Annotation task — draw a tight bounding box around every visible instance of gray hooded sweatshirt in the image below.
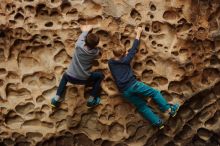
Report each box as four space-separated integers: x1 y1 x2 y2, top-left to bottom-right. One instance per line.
66 31 99 80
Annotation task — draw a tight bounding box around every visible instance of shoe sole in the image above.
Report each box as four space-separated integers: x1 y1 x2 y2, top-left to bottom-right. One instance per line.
159 125 164 129
87 103 100 108
50 104 56 108
172 106 180 117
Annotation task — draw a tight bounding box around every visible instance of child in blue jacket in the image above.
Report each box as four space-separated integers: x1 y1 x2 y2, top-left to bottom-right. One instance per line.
108 27 179 129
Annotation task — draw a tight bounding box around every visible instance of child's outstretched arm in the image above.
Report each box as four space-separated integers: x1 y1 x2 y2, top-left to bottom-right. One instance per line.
75 25 94 47
121 27 143 63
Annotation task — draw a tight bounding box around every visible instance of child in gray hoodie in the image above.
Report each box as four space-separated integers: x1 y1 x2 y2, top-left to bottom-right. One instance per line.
51 25 104 107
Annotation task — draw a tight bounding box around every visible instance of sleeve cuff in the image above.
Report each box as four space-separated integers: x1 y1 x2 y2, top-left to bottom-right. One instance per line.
134 39 140 45
81 31 89 37
134 38 140 42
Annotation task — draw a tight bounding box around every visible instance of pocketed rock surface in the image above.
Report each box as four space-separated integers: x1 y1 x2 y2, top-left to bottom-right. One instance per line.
0 0 220 146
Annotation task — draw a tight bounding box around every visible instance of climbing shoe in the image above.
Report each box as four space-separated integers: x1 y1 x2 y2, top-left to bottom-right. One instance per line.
169 103 180 117
87 96 100 107
157 119 164 129
51 97 62 108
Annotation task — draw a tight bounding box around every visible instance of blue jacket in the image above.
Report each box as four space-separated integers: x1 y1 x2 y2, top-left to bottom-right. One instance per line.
108 39 140 91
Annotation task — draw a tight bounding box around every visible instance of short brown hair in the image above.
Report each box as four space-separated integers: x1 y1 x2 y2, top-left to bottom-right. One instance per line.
85 33 99 49
113 45 126 57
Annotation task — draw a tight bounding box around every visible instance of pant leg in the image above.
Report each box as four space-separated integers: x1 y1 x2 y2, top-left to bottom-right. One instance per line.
56 73 69 97
66 74 88 85
88 72 104 97
133 81 170 112
123 90 162 126
56 72 89 97
60 72 104 98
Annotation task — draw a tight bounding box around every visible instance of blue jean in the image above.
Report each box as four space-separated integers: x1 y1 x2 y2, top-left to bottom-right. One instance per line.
123 81 170 126
56 72 104 98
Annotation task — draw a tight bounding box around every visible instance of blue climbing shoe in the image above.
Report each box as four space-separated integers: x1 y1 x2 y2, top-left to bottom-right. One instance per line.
87 96 100 107
169 103 180 117
51 97 61 108
156 119 164 129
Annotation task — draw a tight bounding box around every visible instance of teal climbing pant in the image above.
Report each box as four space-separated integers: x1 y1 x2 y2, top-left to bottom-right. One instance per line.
123 81 170 126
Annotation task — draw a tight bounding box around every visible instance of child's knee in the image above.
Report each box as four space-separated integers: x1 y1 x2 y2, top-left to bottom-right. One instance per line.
98 72 105 80
91 72 104 80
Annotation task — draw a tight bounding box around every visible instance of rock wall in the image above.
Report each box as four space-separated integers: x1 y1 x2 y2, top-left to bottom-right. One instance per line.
0 0 220 146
